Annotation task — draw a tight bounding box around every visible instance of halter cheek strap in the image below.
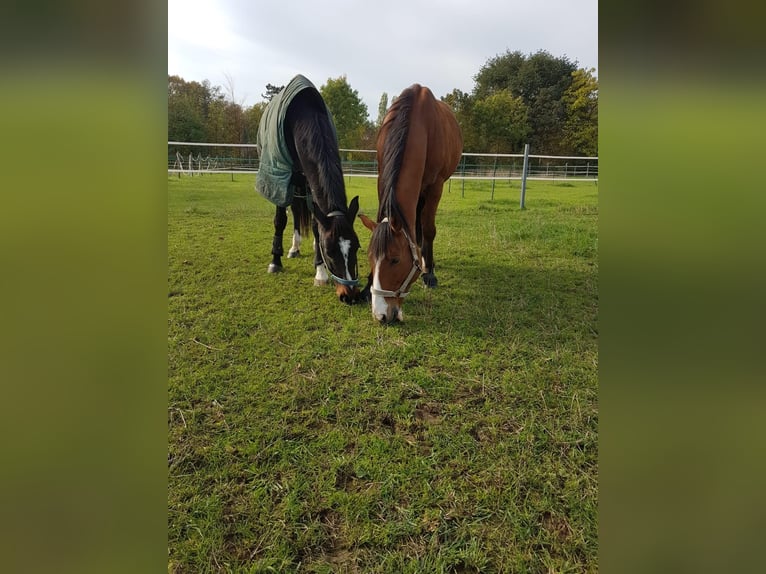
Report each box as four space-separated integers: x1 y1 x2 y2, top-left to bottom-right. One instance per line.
317 210 361 287
370 218 422 299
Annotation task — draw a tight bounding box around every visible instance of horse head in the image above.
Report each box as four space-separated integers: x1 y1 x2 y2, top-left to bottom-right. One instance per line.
313 196 362 304
359 213 422 324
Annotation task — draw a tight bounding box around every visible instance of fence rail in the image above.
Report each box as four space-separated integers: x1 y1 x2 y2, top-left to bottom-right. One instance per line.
167 142 598 183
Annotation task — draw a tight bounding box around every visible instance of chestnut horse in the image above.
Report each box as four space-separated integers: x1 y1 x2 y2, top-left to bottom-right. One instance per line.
359 84 462 323
257 75 361 303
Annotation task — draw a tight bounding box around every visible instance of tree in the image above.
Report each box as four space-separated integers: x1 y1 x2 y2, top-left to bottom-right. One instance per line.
472 50 577 153
442 89 480 152
262 83 284 101
319 76 370 149
472 90 529 153
168 75 216 143
561 68 598 156
376 92 388 128
473 51 526 99
243 102 267 144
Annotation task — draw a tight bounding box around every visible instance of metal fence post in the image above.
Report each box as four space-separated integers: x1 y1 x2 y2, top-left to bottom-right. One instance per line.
461 155 466 198
520 144 530 209
491 154 498 200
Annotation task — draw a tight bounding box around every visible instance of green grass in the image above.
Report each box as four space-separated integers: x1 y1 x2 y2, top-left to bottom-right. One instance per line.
168 174 598 573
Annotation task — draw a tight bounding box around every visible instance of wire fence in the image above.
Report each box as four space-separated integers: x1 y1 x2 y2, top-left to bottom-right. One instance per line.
167 142 598 183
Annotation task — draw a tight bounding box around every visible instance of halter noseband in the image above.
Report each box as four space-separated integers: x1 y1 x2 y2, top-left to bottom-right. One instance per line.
370 217 422 299
318 210 360 287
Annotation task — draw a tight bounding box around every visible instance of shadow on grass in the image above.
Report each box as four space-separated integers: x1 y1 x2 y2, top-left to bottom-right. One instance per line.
402 258 597 343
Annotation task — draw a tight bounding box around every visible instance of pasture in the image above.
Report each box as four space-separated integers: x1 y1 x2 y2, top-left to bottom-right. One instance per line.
168 174 598 573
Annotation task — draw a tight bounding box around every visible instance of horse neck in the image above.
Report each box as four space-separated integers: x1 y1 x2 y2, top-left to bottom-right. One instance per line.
289 103 348 214
304 155 346 214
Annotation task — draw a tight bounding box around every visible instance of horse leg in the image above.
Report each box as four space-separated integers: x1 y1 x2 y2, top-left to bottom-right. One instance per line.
420 183 444 288
287 201 302 258
311 217 329 286
268 206 288 273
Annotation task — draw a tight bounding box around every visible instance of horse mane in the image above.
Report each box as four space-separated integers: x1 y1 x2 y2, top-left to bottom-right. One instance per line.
369 86 416 259
289 89 348 214
377 86 416 227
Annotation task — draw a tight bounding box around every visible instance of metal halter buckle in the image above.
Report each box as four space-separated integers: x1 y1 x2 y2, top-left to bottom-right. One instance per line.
370 218 421 299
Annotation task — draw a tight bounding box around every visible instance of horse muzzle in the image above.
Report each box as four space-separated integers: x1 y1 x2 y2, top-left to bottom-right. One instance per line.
336 283 361 305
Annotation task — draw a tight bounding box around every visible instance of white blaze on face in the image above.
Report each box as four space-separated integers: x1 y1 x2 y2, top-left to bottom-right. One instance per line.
338 236 352 280
371 259 388 320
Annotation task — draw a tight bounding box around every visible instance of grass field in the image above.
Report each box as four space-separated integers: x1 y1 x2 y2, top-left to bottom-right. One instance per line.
168 174 598 573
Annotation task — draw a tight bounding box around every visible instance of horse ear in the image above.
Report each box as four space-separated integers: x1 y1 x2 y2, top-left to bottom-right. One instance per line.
313 201 331 228
348 196 359 221
358 213 377 232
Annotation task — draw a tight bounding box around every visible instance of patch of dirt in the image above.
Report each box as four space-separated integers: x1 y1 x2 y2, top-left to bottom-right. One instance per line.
541 511 573 542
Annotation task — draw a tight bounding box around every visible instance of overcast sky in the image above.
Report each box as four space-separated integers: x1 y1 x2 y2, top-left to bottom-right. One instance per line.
168 0 597 119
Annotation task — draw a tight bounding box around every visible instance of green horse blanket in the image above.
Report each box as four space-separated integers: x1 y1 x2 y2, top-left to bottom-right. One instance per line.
256 74 337 207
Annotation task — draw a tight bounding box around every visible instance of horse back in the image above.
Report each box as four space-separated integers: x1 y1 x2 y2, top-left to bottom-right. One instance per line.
412 86 463 185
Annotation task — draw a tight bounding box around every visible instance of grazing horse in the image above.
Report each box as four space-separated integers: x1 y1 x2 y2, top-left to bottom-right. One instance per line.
359 84 462 323
256 74 361 303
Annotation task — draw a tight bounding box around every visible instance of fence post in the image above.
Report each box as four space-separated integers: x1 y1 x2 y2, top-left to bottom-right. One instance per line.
491 154 498 200
461 155 466 198
520 144 529 209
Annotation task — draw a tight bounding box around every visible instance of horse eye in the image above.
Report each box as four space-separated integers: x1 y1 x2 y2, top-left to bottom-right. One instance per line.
390 257 400 265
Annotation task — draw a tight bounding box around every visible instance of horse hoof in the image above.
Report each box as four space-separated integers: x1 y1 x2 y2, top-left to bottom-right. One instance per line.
313 279 328 286
287 250 300 258
422 273 438 288
268 264 283 273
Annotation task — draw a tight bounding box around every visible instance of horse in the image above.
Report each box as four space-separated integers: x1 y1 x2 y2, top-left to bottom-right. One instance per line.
358 84 463 323
256 74 362 304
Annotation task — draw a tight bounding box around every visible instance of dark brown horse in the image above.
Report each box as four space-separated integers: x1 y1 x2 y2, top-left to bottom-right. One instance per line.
359 84 462 323
257 75 361 303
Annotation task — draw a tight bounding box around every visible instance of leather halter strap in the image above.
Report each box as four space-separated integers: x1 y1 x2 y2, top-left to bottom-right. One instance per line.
318 210 360 287
370 217 421 299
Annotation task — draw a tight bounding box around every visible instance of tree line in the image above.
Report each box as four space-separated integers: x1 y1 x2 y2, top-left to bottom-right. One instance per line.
168 50 597 158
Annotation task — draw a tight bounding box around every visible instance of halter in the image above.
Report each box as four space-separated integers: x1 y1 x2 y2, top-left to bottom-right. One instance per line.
370 217 422 299
318 210 360 287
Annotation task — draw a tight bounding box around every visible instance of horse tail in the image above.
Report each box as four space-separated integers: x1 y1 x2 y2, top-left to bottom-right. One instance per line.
292 195 311 238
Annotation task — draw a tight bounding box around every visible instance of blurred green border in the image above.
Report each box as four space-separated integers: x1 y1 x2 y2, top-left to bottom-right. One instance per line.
3 1 765 571
600 2 766 571
0 2 168 573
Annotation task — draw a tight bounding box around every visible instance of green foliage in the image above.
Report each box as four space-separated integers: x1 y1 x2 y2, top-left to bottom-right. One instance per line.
376 92 389 128
262 83 284 101
167 48 597 156
168 174 598 572
561 69 599 156
320 75 372 149
449 50 595 155
167 74 247 150
472 90 529 153
242 101 267 144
